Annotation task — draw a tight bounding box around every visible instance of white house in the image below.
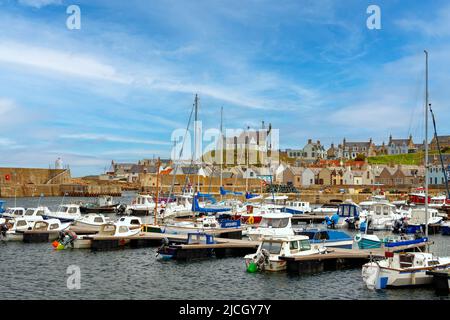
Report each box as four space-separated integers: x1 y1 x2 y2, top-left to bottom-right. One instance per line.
301 168 316 187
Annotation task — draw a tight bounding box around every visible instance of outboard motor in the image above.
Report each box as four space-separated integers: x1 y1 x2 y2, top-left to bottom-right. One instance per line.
0 223 8 238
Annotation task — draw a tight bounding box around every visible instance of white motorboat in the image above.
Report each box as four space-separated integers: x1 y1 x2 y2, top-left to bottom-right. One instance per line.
0 217 44 241
97 216 142 237
72 214 111 230
162 216 230 234
283 201 311 214
23 207 52 222
44 204 82 223
362 202 400 231
312 203 339 215
119 194 156 216
403 208 443 234
362 252 450 289
246 212 294 241
2 207 26 219
244 235 326 272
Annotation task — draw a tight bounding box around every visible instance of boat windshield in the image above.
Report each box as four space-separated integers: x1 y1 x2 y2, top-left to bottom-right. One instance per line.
25 209 35 216
259 218 289 228
299 240 311 251
261 241 282 254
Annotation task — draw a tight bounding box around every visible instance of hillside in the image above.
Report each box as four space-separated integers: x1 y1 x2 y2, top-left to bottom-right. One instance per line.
368 151 449 166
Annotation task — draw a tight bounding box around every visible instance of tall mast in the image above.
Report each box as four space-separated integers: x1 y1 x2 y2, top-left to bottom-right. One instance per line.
220 106 223 199
154 157 161 226
194 94 200 193
424 50 429 244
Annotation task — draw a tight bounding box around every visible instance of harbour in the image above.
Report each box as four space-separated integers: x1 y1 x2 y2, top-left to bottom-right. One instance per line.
1 193 450 300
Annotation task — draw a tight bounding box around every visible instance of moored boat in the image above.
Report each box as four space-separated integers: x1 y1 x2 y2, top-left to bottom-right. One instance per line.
246 212 294 241
294 228 353 249
244 235 326 272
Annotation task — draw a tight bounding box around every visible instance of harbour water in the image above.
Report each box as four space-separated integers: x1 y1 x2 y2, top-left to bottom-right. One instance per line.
1 193 449 300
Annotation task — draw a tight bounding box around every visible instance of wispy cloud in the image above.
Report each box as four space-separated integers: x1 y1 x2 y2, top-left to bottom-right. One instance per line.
0 41 132 84
60 133 172 146
17 0 62 8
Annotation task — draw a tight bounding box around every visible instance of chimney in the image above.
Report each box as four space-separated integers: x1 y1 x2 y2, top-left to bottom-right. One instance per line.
308 139 312 144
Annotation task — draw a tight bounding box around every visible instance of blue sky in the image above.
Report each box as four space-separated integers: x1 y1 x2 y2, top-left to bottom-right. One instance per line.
0 0 449 176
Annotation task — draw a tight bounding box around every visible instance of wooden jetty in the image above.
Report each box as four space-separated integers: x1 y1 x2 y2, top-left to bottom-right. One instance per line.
280 241 433 274
78 230 258 256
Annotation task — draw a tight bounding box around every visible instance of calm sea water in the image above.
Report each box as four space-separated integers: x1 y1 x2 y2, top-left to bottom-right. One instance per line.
1 192 449 300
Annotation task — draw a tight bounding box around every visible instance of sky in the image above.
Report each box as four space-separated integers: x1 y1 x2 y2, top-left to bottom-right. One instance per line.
0 0 449 176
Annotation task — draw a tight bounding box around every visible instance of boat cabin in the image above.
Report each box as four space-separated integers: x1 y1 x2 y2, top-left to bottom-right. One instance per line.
117 216 142 226
3 207 26 218
409 208 439 225
337 202 361 218
259 235 314 257
370 203 396 218
259 213 292 229
33 219 64 231
187 233 215 245
56 204 81 215
24 207 51 219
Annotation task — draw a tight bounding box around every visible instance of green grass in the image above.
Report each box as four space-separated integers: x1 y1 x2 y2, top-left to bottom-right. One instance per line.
368 151 449 165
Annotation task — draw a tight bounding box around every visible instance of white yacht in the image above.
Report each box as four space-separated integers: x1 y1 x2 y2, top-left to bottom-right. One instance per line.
120 194 156 216
362 202 399 231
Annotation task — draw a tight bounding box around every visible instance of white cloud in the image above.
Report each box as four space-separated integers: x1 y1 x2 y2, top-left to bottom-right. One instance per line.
17 0 62 8
0 41 132 84
60 133 172 146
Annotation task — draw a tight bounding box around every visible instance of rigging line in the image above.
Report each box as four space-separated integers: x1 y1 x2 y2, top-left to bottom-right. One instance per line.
407 67 424 138
232 126 248 192
429 105 450 198
168 101 195 200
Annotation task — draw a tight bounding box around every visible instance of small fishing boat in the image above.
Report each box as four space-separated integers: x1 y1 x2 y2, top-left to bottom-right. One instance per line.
246 212 294 241
2 207 26 219
0 217 44 241
360 202 399 231
80 195 120 214
23 207 52 222
162 215 240 234
72 214 111 231
362 252 450 289
354 233 428 250
245 235 326 272
403 208 443 234
294 228 353 249
118 194 156 216
325 200 362 229
311 200 341 215
43 204 82 223
283 201 312 214
156 232 216 260
408 187 430 205
97 218 142 238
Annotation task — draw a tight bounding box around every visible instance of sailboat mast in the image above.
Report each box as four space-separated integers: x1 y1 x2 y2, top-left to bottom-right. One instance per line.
424 50 429 242
194 94 200 193
220 106 223 199
154 157 161 226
